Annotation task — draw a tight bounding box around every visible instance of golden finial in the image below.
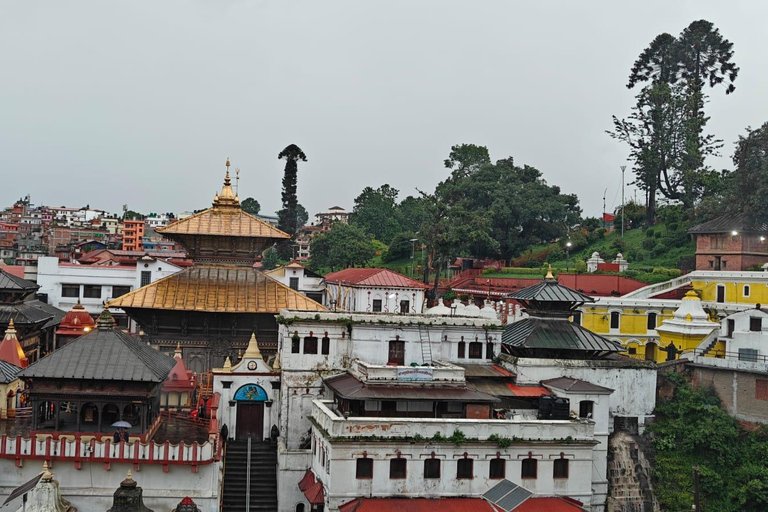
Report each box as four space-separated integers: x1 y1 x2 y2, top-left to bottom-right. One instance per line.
545 264 554 280
225 157 230 168
244 332 263 360
41 461 53 482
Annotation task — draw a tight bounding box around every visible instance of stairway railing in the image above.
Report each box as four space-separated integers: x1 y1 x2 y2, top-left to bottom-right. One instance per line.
245 436 252 512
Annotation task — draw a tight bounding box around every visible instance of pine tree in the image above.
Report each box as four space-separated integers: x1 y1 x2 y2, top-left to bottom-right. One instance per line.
277 144 307 237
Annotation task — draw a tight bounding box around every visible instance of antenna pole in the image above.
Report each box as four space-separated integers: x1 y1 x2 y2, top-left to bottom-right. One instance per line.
236 168 240 197
602 188 607 228
620 166 626 238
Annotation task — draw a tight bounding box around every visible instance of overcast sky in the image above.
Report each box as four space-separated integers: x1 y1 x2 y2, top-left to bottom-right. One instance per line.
2 1 767 220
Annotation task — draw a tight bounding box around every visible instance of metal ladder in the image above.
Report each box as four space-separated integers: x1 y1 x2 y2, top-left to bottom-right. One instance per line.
418 324 433 366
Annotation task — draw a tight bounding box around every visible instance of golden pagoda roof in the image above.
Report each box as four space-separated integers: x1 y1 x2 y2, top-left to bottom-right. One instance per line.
107 265 326 314
157 163 290 240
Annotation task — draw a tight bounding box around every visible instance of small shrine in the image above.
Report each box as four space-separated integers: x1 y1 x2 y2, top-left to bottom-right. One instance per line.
171 497 200 512
106 471 154 512
19 308 176 436
655 291 720 362
502 267 622 359
14 463 77 512
0 319 28 368
54 301 95 348
161 343 197 410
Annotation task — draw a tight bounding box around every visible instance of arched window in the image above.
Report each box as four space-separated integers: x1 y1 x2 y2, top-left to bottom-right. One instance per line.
744 285 751 298
295 504 306 512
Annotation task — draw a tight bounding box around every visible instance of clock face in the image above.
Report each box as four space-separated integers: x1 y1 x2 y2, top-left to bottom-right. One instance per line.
247 361 257 371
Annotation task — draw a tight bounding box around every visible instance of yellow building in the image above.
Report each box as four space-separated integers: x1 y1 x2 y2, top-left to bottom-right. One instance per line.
578 298 680 361
690 271 768 305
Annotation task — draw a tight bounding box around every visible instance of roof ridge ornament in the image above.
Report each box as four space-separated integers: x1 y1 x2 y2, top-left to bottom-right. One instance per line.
545 264 555 280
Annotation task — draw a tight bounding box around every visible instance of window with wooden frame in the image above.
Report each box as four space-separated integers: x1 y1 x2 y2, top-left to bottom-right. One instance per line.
456 458 473 479
756 379 768 401
610 311 620 330
489 458 505 479
388 340 405 365
291 335 300 353
356 458 373 479
521 457 537 479
389 458 406 479
553 457 569 479
321 336 330 355
423 458 440 479
458 341 465 358
486 342 494 359
468 342 482 359
303 336 318 354
61 284 79 298
647 312 657 330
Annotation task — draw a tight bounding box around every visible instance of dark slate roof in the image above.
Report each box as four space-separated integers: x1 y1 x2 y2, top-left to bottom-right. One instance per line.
20 323 176 382
0 359 21 384
541 376 614 394
0 269 38 293
502 318 621 353
324 373 499 403
28 301 66 330
688 213 768 234
0 302 55 326
507 278 594 304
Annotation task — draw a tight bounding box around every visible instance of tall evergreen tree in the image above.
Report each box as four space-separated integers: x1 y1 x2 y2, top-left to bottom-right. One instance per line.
277 144 307 237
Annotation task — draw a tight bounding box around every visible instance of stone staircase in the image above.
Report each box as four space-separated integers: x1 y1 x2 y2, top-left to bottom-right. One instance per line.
606 432 659 512
222 441 278 512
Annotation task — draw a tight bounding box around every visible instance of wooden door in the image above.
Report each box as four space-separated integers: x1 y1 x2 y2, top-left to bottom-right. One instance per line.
388 341 405 365
235 403 264 441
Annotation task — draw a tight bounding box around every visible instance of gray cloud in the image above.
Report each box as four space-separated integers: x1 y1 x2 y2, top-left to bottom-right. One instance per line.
1 0 766 219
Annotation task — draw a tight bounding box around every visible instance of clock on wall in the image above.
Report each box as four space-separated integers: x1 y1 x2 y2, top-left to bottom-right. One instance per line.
247 361 257 371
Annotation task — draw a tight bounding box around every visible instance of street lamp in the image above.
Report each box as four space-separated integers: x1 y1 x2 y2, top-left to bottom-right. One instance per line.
409 238 419 277
566 241 572 272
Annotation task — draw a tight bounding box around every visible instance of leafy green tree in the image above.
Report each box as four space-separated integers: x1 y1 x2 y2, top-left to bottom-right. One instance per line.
309 223 376 271
277 144 306 237
350 185 401 243
730 122 768 225
123 210 144 221
261 246 280 270
382 231 418 263
241 197 260 216
296 203 308 229
443 143 491 178
614 20 737 224
395 195 427 235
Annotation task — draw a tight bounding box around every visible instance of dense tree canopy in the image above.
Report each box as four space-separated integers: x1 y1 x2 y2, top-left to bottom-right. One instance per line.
613 20 737 224
309 223 376 271
277 144 306 237
241 197 260 216
350 184 401 244
730 122 768 225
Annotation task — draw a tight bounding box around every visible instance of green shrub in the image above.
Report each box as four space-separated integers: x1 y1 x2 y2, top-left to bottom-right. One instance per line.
646 228 655 238
642 238 657 250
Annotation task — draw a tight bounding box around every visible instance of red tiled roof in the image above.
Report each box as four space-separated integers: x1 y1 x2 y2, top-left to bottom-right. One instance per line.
324 268 428 289
339 498 503 512
55 302 96 337
506 384 551 397
513 497 584 511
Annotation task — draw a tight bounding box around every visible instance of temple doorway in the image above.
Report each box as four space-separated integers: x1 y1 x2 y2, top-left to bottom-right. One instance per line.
233 383 268 441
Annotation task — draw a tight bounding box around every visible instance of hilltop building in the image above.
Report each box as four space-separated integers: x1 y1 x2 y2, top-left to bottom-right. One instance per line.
689 213 768 271
264 260 325 304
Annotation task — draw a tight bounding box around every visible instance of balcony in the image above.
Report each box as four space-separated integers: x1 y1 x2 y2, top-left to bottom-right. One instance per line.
311 400 593 443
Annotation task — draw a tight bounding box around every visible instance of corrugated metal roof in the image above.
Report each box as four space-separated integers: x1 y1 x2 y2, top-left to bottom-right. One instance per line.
20 323 175 382
0 302 55 326
688 213 768 234
457 364 514 378
0 269 38 293
0 359 21 384
542 377 614 394
507 279 594 304
339 498 502 512
324 268 429 289
108 265 326 313
324 373 499 402
502 318 621 353
158 207 290 239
